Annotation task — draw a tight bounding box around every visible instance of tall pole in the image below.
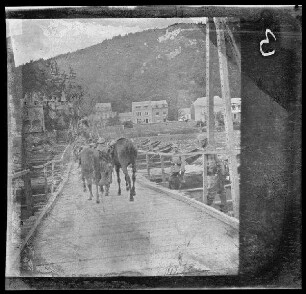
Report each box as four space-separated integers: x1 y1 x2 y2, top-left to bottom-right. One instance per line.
214 18 240 218
206 18 215 146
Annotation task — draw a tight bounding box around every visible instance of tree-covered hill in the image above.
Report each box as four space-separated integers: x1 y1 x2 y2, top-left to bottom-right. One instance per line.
19 21 240 120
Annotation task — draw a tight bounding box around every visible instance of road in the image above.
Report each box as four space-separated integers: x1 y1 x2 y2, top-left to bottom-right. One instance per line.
31 163 238 277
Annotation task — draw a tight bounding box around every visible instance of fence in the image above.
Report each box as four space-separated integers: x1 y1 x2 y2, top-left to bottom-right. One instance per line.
139 147 240 219
8 143 73 270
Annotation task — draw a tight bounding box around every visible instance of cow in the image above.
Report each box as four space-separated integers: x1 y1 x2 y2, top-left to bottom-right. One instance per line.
107 138 137 201
80 142 113 204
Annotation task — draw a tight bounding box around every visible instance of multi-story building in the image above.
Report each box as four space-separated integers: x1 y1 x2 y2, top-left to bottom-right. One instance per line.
190 96 241 124
231 98 241 123
190 96 224 122
95 103 116 120
132 100 168 124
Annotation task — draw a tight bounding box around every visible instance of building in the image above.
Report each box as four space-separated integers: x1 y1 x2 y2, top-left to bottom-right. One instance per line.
190 96 224 122
118 112 133 123
178 108 191 121
132 100 168 124
231 98 241 123
95 103 116 120
190 96 241 124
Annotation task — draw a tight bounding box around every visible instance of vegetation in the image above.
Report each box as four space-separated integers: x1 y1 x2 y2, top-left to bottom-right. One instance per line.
17 22 240 124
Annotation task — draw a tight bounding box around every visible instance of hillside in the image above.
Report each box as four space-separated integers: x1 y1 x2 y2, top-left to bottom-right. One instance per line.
22 21 241 118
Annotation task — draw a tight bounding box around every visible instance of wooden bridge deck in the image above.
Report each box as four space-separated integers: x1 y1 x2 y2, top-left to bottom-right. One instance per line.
30 163 238 277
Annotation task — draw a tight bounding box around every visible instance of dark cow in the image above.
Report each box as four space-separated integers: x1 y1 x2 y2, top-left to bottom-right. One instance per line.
108 138 137 201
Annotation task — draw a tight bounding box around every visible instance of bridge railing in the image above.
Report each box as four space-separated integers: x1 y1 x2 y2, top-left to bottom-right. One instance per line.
9 143 73 238
138 147 240 219
7 143 74 275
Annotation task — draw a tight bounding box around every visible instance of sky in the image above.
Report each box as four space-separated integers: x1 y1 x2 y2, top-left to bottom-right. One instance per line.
6 17 207 66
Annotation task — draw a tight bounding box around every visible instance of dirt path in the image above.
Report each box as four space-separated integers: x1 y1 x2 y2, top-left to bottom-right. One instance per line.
31 163 238 277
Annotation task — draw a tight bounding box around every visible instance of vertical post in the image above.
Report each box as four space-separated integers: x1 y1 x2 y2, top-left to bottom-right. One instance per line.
146 153 150 179
43 164 48 197
206 17 215 146
160 154 166 183
202 153 208 204
214 18 240 218
51 161 55 194
23 172 33 216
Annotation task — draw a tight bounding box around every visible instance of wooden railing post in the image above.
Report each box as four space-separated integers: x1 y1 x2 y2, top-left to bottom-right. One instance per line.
202 153 208 204
23 172 33 216
160 155 166 183
43 164 48 197
51 161 55 194
146 153 150 179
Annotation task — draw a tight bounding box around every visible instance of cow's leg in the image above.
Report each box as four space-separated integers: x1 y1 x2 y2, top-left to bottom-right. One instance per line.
87 177 93 200
125 174 130 191
131 163 136 198
116 165 121 196
95 179 100 204
105 184 109 196
122 166 132 201
82 175 87 192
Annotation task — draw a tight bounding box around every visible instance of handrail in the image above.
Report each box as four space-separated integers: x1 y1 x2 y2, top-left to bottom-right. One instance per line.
11 169 30 180
138 148 240 157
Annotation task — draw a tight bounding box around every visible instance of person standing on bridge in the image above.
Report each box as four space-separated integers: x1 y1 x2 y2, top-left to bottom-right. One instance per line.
96 137 113 196
196 132 228 213
169 143 185 189
207 155 229 213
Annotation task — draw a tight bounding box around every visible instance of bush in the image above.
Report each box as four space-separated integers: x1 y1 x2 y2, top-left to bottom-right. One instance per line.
123 121 133 128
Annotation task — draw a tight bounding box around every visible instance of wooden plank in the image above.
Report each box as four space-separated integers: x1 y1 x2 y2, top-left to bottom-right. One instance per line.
51 161 55 194
11 169 30 179
206 17 215 146
10 162 74 273
222 18 241 73
138 149 240 157
202 154 208 204
23 173 33 215
146 153 150 179
137 175 239 230
214 18 240 219
160 155 166 183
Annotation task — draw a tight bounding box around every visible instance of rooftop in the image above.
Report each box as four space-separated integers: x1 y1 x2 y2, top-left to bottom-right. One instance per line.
132 100 168 108
96 103 112 109
231 98 241 104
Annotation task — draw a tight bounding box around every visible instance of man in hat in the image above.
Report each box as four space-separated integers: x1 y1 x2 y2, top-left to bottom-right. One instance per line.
169 143 185 189
95 137 113 196
206 154 229 213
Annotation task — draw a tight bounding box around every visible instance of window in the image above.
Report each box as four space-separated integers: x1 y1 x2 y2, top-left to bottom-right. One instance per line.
163 111 167 115
136 112 142 116
156 112 159 116
232 105 236 111
234 114 237 119
145 119 149 123
145 112 149 116
137 119 142 123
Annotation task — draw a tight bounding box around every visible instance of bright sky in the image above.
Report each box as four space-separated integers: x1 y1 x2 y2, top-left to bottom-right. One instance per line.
6 17 207 66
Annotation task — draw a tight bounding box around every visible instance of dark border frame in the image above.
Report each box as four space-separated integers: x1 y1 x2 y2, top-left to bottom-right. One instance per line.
5 5 302 289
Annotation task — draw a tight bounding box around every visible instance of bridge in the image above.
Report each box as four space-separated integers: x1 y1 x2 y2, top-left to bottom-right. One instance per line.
7 145 239 277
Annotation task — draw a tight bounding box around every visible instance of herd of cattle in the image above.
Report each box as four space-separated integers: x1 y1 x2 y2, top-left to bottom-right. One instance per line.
73 137 138 203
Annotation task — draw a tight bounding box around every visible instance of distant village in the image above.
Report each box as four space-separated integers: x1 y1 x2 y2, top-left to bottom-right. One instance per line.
20 90 241 133
88 96 241 127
